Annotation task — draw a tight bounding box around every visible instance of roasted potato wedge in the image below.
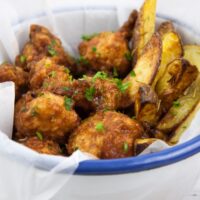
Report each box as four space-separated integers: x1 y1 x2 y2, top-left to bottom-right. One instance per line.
184 45 200 71
135 84 160 126
156 75 200 133
124 33 161 105
156 59 198 113
152 31 183 88
157 21 174 36
169 45 200 143
134 138 156 155
132 0 157 61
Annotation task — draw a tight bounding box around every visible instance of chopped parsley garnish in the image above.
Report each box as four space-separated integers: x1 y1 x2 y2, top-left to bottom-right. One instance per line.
64 68 70 74
51 39 57 46
47 45 57 56
132 116 136 120
173 100 180 108
113 68 118 77
48 71 57 78
124 52 132 61
93 71 108 81
64 96 73 111
114 79 130 93
42 82 49 88
76 56 89 65
36 131 43 141
92 46 97 52
45 62 51 68
182 126 187 129
20 55 26 63
130 70 136 77
123 142 129 153
81 33 98 41
31 106 38 116
85 86 95 101
95 122 104 132
62 86 70 91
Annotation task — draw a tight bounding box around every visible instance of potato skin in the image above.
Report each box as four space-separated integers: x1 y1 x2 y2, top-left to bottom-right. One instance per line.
15 25 75 71
29 57 72 92
157 21 174 36
67 111 143 159
79 32 131 76
15 91 80 142
0 63 28 98
18 136 62 155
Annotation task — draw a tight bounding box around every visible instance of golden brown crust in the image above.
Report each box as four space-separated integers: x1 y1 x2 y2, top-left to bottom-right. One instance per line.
15 91 80 142
29 57 72 92
15 25 75 71
0 63 28 98
67 111 143 159
18 136 62 155
79 32 131 76
157 21 175 36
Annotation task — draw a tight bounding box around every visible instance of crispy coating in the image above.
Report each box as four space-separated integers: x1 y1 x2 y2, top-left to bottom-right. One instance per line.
15 25 75 71
67 111 143 159
18 136 62 155
62 76 123 112
29 57 72 92
79 32 131 76
0 63 28 98
15 91 80 142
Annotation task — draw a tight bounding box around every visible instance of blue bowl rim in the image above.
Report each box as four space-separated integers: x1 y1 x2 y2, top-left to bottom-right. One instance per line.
11 6 200 175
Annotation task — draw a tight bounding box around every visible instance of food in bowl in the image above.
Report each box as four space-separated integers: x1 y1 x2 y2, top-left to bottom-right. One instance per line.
0 0 199 159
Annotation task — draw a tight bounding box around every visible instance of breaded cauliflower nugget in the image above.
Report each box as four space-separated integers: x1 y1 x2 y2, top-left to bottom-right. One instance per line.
18 136 62 155
67 111 143 159
29 57 72 92
15 25 75 71
0 63 28 98
15 91 80 142
78 31 131 76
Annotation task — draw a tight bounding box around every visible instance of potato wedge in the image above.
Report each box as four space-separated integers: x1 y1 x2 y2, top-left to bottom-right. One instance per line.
132 0 157 61
156 75 200 133
119 10 138 40
157 21 174 36
134 138 156 155
156 59 198 113
123 33 161 106
169 45 200 143
184 45 200 71
152 31 183 88
135 84 160 126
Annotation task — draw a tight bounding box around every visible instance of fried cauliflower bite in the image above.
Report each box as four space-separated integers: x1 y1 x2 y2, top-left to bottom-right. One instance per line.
67 111 143 159
0 63 28 98
18 136 62 155
78 31 131 76
63 75 124 112
15 25 75 71
15 91 80 142
29 57 72 92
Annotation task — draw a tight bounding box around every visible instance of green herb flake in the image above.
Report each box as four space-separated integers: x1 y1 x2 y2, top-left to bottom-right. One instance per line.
62 86 70 91
36 131 43 141
124 52 132 61
113 68 118 77
47 45 57 57
64 68 70 74
95 122 104 132
92 46 97 52
76 56 89 65
64 96 73 111
51 39 57 46
81 33 98 41
20 55 26 64
173 100 180 108
182 126 187 129
48 71 57 78
123 142 129 153
130 70 136 77
132 116 136 120
42 82 49 88
93 71 108 82
114 79 130 93
85 86 95 101
31 107 38 117
21 106 27 112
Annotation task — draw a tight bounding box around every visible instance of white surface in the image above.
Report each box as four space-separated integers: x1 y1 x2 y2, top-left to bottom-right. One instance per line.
0 0 200 199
